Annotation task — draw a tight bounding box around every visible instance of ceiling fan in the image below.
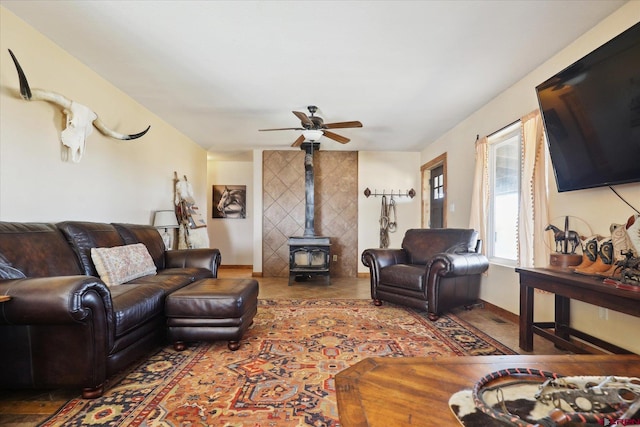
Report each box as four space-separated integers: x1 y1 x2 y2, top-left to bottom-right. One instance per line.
259 105 363 147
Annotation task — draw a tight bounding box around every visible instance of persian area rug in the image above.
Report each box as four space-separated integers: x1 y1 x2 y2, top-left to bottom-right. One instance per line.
41 299 515 427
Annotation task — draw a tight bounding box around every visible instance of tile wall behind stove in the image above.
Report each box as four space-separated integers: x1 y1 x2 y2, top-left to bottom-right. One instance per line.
262 150 358 278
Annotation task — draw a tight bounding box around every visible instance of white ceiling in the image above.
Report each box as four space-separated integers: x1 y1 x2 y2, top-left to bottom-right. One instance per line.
2 1 626 157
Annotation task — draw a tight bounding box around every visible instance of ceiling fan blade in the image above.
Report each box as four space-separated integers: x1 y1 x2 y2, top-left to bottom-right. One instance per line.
259 127 304 131
291 134 305 147
323 121 363 129
292 111 313 127
322 130 350 144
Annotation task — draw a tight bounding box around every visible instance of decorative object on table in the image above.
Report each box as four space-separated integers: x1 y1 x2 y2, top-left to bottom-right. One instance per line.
212 185 246 219
153 210 179 250
258 105 362 147
545 216 585 269
173 172 209 249
575 237 614 276
596 222 637 278
449 369 640 426
572 234 601 271
545 217 580 254
8 49 150 163
619 259 640 286
627 214 640 254
574 215 639 278
603 250 640 291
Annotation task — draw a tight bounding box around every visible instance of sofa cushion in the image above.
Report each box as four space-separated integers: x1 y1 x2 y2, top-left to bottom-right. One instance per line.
0 254 26 279
57 222 125 276
91 244 157 286
112 223 167 271
159 267 214 282
0 222 83 277
380 264 425 291
402 229 478 265
109 284 165 337
127 272 195 294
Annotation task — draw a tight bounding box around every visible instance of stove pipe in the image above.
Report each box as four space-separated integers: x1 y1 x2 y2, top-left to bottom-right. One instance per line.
301 142 319 237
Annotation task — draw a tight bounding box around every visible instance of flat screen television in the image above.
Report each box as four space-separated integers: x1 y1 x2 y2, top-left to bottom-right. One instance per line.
535 21 640 192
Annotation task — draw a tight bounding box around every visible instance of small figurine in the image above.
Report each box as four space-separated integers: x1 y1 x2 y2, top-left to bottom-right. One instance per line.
545 223 580 254
616 250 640 284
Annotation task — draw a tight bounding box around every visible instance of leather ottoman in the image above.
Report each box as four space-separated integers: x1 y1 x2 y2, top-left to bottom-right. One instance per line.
165 278 259 351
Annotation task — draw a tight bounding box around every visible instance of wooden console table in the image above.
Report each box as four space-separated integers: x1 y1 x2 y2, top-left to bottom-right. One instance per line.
336 354 640 427
517 267 640 354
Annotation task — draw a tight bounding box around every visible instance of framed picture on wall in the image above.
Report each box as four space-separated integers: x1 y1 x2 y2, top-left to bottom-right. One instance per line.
212 185 246 219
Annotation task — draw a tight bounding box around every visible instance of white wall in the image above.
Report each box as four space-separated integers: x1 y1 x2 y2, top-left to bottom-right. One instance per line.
358 151 422 273
421 3 640 353
207 154 254 265
0 8 208 224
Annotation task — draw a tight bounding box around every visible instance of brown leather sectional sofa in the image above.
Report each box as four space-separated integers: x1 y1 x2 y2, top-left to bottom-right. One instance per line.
0 221 221 398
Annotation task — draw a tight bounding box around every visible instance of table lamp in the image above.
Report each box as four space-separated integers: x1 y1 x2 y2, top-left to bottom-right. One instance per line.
153 210 179 250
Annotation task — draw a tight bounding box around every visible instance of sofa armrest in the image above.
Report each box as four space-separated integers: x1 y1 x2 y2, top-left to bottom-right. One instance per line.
427 252 489 277
165 248 222 277
361 248 407 271
0 276 112 324
362 248 408 301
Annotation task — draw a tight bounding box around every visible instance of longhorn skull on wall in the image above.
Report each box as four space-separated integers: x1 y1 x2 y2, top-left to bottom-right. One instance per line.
8 49 150 163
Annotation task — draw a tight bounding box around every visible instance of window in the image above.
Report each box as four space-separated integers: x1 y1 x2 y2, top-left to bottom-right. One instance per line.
432 171 444 201
421 153 447 228
487 123 521 265
470 111 548 269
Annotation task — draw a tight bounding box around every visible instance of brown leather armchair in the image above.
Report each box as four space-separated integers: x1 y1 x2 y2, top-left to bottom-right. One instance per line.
361 228 488 320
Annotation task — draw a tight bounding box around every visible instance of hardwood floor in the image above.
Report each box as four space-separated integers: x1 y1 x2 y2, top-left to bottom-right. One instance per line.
0 268 567 426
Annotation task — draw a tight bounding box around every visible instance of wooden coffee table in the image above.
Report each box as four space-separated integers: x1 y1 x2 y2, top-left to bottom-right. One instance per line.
335 354 640 427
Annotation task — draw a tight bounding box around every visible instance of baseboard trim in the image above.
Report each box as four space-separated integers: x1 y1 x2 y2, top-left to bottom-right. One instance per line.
357 272 370 279
219 265 252 270
217 265 262 277
479 299 518 324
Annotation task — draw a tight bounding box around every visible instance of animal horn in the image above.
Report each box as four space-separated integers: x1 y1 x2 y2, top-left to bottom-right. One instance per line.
93 119 150 140
8 48 73 109
8 48 150 141
8 49 31 100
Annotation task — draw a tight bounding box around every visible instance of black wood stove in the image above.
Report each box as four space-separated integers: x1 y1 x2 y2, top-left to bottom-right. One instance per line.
288 142 331 285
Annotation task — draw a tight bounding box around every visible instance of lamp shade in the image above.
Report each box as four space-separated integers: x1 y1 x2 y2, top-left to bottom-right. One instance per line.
153 210 179 229
302 129 323 142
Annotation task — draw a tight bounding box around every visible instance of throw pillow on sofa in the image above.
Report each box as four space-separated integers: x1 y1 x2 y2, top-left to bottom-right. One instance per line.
91 243 157 286
0 253 26 279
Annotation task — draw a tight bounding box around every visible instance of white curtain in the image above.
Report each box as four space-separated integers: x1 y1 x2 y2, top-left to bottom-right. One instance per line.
469 110 549 267
469 136 489 255
518 110 549 267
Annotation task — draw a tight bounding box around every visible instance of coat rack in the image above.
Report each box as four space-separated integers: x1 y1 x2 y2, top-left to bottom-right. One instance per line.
363 187 416 198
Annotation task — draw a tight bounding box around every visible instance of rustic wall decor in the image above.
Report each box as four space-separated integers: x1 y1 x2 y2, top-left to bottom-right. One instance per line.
213 185 246 219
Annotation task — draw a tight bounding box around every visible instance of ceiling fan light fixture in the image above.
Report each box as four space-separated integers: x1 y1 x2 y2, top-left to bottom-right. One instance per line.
302 129 323 142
